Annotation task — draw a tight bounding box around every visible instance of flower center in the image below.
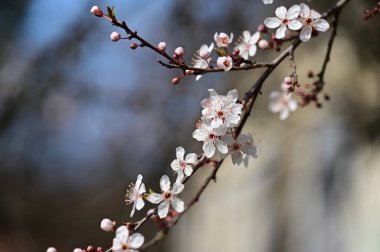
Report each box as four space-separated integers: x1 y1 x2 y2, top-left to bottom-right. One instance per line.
223 59 231 67
306 18 312 25
232 143 240 150
208 133 218 140
180 160 187 169
122 243 129 250
164 192 172 199
282 18 289 25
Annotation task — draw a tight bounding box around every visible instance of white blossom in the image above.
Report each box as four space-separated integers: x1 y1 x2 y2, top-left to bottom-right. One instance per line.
192 123 228 158
264 5 303 39
221 133 258 166
299 3 330 42
268 91 298 120
201 89 243 129
125 174 146 217
112 226 144 252
171 147 198 181
217 56 233 71
214 32 234 48
192 42 214 81
235 31 260 60
146 175 185 219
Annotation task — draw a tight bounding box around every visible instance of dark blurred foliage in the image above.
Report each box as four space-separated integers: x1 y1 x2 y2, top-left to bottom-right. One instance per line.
0 0 379 252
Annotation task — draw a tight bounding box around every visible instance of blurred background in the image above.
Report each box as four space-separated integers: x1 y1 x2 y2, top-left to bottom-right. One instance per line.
0 0 379 251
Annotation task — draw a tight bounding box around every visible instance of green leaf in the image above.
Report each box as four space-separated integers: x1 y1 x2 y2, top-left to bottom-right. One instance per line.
214 47 227 57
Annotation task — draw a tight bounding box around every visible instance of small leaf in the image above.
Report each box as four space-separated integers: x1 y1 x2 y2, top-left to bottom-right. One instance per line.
107 6 116 19
214 47 227 57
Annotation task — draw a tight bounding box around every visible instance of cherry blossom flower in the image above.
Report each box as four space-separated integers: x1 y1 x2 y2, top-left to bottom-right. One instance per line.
146 175 185 219
192 43 214 81
217 56 233 71
268 91 298 120
235 31 260 60
298 3 330 42
192 123 228 158
264 5 303 39
201 89 243 129
221 133 258 166
125 174 146 217
112 226 144 252
214 32 234 48
171 146 198 181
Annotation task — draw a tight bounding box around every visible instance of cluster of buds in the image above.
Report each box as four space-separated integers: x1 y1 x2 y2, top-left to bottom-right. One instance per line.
281 76 298 93
363 2 380 20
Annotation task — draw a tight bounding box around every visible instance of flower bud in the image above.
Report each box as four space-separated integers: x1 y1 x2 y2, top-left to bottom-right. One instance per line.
157 42 167 52
87 246 96 252
110 32 121 42
130 43 138 49
73 249 82 252
100 218 114 232
284 76 292 85
90 6 103 17
258 39 270 50
257 24 267 33
281 82 294 92
217 56 233 71
185 70 192 75
174 47 185 57
171 77 181 85
47 248 57 252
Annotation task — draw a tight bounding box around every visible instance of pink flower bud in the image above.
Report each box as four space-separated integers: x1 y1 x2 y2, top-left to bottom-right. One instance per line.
258 39 270 50
130 43 138 49
157 42 167 52
284 76 292 85
47 248 57 252
185 70 192 75
174 47 185 57
90 6 103 17
100 218 114 232
110 32 121 42
73 249 82 252
171 77 181 85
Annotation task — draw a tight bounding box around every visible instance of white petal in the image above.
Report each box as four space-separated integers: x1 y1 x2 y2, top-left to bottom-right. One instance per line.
313 19 330 32
248 45 257 57
279 109 290 120
115 226 129 241
158 201 170 219
135 197 145 211
287 5 300 19
215 139 228 154
249 31 260 44
264 17 281 29
299 3 310 18
288 19 303 30
288 99 298 111
211 117 224 129
229 33 234 43
220 134 234 146
160 175 171 192
146 193 162 204
185 153 198 164
263 0 273 4
128 233 144 249
227 89 238 101
275 6 287 19
171 159 181 172
242 145 258 157
171 198 184 213
138 183 146 194
203 141 215 158
310 10 322 19
135 174 143 190
172 181 184 194
130 203 136 217
176 171 184 182
175 146 185 160
192 128 207 141
184 166 193 176
231 150 244 166
195 75 202 81
300 26 312 42
275 25 287 39
213 125 228 136
242 30 251 42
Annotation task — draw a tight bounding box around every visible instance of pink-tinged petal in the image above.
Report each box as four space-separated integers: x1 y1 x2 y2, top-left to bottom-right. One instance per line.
192 128 208 141
242 30 251 42
287 5 300 19
275 25 287 39
248 45 257 57
176 171 184 182
160 175 171 192
158 201 170 219
213 125 228 136
299 3 310 18
288 19 303 30
129 233 144 249
264 17 281 29
138 183 146 194
313 19 330 32
215 139 228 154
229 33 234 43
275 6 287 19
115 226 129 241
130 202 136 217
146 193 161 204
249 31 261 44
184 166 193 176
185 153 198 164
172 181 184 194
288 99 298 111
135 197 145 211
171 159 181 172
175 146 185 160
203 141 215 158
279 109 290 120
231 150 244 166
310 10 321 19
300 26 312 42
135 174 143 190
171 198 184 213
211 117 224 129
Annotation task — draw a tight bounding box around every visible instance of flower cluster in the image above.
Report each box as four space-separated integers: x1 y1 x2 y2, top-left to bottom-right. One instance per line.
264 3 330 42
